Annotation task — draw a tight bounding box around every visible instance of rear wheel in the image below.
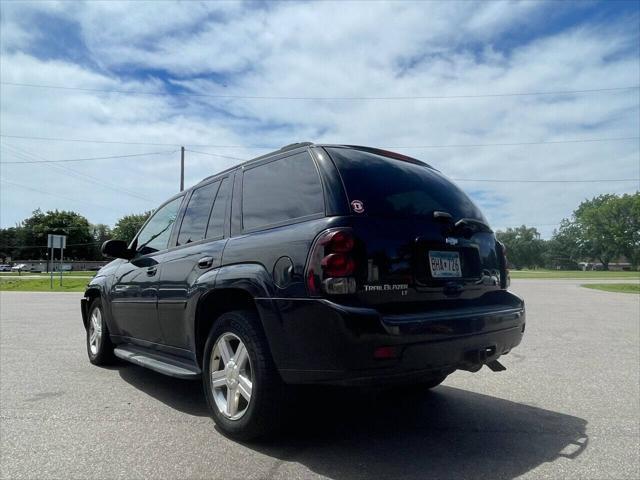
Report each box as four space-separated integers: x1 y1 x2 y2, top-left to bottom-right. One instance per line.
202 310 285 441
86 298 115 365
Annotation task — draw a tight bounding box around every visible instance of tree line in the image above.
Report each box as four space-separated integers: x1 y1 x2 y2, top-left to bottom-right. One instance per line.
0 209 151 261
1 192 637 269
496 193 639 270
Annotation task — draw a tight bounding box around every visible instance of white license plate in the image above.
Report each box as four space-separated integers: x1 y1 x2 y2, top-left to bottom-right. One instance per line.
429 251 462 278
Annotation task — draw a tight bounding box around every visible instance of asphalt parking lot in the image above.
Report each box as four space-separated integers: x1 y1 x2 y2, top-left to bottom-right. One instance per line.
1 280 638 480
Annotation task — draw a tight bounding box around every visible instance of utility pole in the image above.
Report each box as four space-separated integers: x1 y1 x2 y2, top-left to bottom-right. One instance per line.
180 146 185 191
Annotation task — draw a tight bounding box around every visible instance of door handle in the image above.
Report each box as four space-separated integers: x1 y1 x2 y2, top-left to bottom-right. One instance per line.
198 257 214 269
146 266 157 276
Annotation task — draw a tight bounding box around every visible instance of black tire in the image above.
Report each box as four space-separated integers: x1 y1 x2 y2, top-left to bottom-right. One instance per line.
86 298 115 365
202 310 285 441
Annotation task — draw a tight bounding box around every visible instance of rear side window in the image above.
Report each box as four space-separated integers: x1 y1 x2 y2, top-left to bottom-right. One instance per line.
177 181 219 245
206 177 230 239
326 147 486 221
242 152 324 231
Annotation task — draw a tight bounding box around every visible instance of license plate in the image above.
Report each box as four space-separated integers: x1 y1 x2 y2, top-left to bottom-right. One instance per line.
428 251 462 278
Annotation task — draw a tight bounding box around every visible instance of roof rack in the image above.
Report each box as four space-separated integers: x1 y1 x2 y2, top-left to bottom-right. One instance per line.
278 142 314 152
195 142 314 185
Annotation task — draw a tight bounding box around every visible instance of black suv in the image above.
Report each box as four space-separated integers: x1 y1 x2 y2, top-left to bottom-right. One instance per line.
82 143 525 439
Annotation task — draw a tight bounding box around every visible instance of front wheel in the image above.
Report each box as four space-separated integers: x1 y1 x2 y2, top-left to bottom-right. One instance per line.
202 310 285 441
86 298 115 365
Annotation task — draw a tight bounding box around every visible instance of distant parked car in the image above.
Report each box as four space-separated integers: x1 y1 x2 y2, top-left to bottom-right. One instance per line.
11 264 27 272
82 142 526 440
0 264 12 272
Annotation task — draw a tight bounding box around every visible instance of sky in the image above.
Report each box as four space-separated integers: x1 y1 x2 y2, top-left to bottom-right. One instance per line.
1 0 639 238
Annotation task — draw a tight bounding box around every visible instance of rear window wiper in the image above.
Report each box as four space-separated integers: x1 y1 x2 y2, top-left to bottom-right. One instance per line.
454 218 493 234
432 211 492 235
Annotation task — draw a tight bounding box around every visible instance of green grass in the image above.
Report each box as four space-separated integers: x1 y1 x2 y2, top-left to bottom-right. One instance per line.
510 269 640 279
581 283 640 294
0 277 88 292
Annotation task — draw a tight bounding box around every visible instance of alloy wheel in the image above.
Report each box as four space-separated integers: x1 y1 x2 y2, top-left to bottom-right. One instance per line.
210 333 253 420
88 307 102 355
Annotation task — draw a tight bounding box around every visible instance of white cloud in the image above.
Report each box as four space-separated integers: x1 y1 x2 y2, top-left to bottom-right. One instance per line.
0 0 638 239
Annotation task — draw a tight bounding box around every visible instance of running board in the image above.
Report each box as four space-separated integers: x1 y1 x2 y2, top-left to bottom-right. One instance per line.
114 345 201 380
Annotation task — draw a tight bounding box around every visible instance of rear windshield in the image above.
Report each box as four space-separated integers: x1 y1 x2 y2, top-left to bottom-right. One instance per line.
326 147 486 222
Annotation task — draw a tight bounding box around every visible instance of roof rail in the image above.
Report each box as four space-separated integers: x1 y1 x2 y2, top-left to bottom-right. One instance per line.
278 142 314 152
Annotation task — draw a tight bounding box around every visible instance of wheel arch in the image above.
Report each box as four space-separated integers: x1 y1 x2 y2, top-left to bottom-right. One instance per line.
194 287 265 368
82 286 102 329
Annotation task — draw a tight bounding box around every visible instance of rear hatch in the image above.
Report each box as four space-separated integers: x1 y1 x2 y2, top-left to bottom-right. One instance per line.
324 146 507 313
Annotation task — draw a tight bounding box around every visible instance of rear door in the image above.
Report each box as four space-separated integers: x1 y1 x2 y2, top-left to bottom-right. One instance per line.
324 147 504 311
155 175 232 351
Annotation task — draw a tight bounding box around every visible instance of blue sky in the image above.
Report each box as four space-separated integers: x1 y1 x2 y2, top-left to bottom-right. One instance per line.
1 0 639 238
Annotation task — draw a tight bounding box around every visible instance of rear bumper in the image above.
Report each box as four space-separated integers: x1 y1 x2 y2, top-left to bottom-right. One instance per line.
257 291 525 386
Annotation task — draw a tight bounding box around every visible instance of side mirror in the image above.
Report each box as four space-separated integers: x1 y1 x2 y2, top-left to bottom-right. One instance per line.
101 240 134 260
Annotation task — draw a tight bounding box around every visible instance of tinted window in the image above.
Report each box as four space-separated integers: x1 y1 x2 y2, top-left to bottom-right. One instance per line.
177 181 219 246
136 196 183 254
206 178 230 239
326 147 486 221
242 152 324 231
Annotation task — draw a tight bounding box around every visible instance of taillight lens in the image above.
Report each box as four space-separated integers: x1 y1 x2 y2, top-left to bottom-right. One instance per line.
321 253 355 277
306 228 357 296
325 230 354 252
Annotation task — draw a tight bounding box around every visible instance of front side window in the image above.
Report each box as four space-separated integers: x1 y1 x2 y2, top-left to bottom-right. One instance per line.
242 152 324 231
135 196 183 254
177 181 220 246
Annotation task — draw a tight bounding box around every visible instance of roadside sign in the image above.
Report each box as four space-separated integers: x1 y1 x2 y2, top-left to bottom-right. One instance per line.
47 234 67 288
47 234 67 249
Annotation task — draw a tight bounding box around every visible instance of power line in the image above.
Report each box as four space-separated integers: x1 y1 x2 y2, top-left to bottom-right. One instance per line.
3 143 635 184
2 81 638 100
0 149 176 164
452 177 640 183
390 137 640 149
2 140 637 188
0 134 180 147
184 149 245 161
1 133 637 150
1 144 156 202
497 222 561 227
0 178 93 205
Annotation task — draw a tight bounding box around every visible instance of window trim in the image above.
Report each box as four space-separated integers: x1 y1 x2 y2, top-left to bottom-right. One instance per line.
240 150 326 234
204 176 231 241
166 174 232 251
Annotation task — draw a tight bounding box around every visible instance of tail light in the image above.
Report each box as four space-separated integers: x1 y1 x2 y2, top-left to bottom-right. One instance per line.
306 228 357 296
322 254 355 277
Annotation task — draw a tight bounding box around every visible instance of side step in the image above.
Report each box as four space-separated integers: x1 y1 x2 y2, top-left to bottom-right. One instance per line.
114 345 201 380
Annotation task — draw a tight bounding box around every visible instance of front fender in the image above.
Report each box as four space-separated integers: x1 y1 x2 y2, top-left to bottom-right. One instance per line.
83 275 117 334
